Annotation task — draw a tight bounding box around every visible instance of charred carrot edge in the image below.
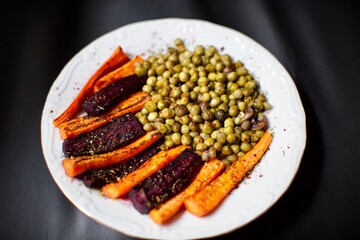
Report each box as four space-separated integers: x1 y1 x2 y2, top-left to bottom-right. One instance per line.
184 131 272 217
62 131 161 177
93 56 144 92
53 47 130 127
58 92 150 139
102 145 190 199
149 159 225 224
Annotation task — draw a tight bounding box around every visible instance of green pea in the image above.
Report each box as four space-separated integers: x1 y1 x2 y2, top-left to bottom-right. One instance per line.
170 87 182 98
145 101 157 112
157 100 169 110
134 64 147 77
192 55 202 66
216 72 226 82
222 145 232 155
141 108 149 116
204 137 215 147
194 45 205 55
171 133 181 145
208 72 217 81
218 103 228 112
240 142 252 152
238 101 246 112
142 85 152 93
226 133 237 144
228 154 238 163
160 108 175 119
223 126 234 135
202 109 214 121
192 114 203 123
201 92 211 102
181 134 192 145
156 123 168 134
165 139 174 148
202 121 213 134
193 135 204 145
195 143 207 151
172 122 181 133
210 98 221 108
213 142 222 151
253 99 264 110
220 94 229 104
226 72 237 82
208 147 217 160
147 112 158 122
181 124 190 134
217 132 227 145
179 71 189 82
215 62 224 72
179 115 191 125
229 105 239 117
241 132 250 142
224 118 234 128
212 120 221 129
251 133 260 143
237 67 248 76
175 105 188 117
230 144 240 154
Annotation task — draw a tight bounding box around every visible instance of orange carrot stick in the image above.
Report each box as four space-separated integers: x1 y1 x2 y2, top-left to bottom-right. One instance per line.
184 131 272 217
102 145 190 199
58 92 150 139
62 131 161 177
93 56 144 92
53 47 130 127
149 159 225 224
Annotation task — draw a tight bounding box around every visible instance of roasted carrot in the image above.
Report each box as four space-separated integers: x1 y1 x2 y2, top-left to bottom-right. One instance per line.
102 145 190 199
149 159 225 224
58 92 150 139
62 131 161 177
53 47 130 127
184 131 272 217
93 56 144 92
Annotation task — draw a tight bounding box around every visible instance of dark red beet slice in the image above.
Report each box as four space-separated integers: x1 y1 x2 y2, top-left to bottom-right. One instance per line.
63 113 144 157
128 149 204 214
83 74 146 116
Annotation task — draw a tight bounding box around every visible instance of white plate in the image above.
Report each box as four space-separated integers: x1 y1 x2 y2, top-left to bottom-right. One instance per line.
41 18 306 239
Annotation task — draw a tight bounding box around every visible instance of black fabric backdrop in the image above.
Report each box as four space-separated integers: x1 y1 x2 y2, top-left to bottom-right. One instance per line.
1 0 359 239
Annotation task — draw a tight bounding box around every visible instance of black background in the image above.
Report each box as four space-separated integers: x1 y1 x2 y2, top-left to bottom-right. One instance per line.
1 0 359 239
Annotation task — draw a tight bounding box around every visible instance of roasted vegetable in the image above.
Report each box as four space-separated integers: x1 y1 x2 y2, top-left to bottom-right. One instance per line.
102 145 190 199
53 47 130 127
62 130 161 177
58 91 150 139
63 113 144 157
81 137 164 189
83 74 146 116
94 56 144 92
149 158 225 224
184 131 272 217
128 149 204 214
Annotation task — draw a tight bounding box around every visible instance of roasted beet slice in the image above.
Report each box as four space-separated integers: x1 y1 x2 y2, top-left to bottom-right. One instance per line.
63 113 144 157
80 138 164 189
128 149 204 214
83 74 146 116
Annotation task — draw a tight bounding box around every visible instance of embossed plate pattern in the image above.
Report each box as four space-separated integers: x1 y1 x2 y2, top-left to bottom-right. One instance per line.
41 18 306 239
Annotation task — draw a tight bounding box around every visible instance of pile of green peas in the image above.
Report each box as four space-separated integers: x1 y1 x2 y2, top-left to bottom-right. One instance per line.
134 38 271 167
